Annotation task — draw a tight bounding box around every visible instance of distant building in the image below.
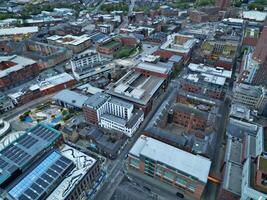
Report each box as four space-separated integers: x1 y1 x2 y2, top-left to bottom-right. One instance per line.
242 27 260 47
47 34 91 54
242 11 267 22
160 33 198 61
98 24 113 34
96 38 122 55
12 40 72 70
0 55 39 91
133 59 173 80
0 26 38 41
232 83 267 115
189 10 209 23
83 92 144 137
216 0 231 9
252 26 267 86
180 63 230 100
127 135 211 199
70 51 114 81
201 40 238 70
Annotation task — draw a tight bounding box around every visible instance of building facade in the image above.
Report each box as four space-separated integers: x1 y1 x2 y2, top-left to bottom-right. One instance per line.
127 135 211 199
232 83 267 114
83 93 144 137
0 55 39 91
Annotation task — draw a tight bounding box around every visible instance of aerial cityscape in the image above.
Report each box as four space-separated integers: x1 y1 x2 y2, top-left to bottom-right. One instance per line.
0 0 267 199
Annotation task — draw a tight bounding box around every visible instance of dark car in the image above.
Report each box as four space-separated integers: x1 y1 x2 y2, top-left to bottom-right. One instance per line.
176 192 184 198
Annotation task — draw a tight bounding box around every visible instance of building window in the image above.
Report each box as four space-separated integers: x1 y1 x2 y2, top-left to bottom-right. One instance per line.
188 183 197 192
155 167 163 176
175 177 187 188
130 158 139 169
163 171 174 181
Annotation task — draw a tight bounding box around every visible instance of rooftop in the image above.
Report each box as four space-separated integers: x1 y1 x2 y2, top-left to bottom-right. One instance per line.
83 92 110 109
243 11 267 22
8 151 74 200
0 55 36 78
0 124 61 186
107 71 165 105
102 40 121 49
188 63 232 79
171 102 209 119
46 144 97 200
53 89 89 109
160 33 198 54
130 135 211 183
136 62 172 75
35 73 74 91
0 26 38 36
47 34 91 46
223 161 242 195
233 83 263 98
230 104 252 122
183 73 226 86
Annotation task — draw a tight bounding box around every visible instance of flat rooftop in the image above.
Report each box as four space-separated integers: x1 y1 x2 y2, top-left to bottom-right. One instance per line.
0 124 61 186
8 151 75 200
230 104 252 121
107 71 165 105
222 161 242 195
0 26 38 36
130 135 211 183
243 11 267 22
233 83 263 98
83 92 110 109
136 62 172 75
188 63 232 79
102 40 120 48
160 33 198 54
183 73 226 86
0 55 36 78
47 34 91 46
35 73 74 91
46 144 97 200
53 89 89 109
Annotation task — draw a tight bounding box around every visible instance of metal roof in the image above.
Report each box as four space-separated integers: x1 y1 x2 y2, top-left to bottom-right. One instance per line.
0 124 61 187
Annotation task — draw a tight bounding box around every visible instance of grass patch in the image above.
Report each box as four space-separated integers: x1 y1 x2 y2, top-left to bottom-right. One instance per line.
103 40 121 49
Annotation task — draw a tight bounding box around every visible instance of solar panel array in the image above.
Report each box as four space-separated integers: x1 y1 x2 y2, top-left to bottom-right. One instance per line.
8 151 74 200
0 124 61 187
1 144 31 167
30 124 60 142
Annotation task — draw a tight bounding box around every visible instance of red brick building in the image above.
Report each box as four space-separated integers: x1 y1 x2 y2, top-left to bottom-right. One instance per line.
252 26 267 86
169 103 208 132
0 55 39 90
189 10 209 23
216 0 231 9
